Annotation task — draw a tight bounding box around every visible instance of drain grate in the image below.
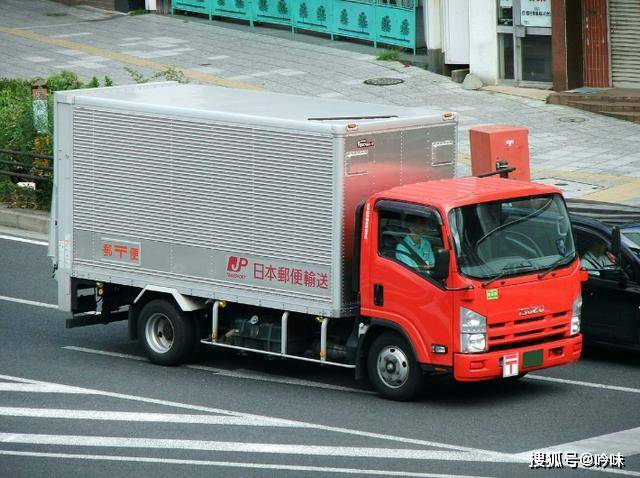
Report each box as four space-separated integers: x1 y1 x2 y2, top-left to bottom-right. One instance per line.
363 78 404 86
558 116 587 123
536 177 604 197
45 12 68 17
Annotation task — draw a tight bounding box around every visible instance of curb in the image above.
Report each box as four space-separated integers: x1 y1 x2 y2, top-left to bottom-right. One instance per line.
0 205 49 235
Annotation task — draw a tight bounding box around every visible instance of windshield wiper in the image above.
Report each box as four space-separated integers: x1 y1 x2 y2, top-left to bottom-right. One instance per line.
482 261 534 288
538 255 574 279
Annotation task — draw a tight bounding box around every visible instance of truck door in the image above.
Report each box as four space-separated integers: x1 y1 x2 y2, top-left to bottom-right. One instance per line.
362 200 453 366
575 227 640 346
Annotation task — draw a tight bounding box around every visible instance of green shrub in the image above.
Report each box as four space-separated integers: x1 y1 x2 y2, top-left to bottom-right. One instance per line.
0 179 46 210
0 70 114 210
376 50 400 61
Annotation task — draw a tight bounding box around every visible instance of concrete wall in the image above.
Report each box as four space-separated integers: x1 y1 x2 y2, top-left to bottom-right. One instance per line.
468 0 498 85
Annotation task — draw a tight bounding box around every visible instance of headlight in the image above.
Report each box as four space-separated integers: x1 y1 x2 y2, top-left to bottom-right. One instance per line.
460 307 487 353
570 293 582 336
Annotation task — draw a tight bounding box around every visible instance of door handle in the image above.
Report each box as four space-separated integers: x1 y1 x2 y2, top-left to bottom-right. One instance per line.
374 284 384 306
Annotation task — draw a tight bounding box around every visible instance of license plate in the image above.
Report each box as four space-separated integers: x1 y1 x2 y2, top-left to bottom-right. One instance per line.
523 349 544 369
502 353 519 378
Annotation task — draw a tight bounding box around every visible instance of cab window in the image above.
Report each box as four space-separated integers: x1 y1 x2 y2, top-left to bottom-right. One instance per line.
377 203 443 278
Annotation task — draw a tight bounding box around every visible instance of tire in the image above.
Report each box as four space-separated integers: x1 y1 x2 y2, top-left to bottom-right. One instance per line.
367 332 422 401
138 299 197 366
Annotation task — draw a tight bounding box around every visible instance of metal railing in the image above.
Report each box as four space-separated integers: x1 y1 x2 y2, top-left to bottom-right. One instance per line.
0 148 53 182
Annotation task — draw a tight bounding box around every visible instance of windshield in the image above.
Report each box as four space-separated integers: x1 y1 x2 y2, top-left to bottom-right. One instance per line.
449 194 576 279
622 226 640 256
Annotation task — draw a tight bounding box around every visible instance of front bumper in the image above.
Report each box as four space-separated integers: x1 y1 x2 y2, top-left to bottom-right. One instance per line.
453 335 582 382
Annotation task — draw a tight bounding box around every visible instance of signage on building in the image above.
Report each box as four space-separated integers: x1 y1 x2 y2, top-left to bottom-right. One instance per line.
520 0 551 28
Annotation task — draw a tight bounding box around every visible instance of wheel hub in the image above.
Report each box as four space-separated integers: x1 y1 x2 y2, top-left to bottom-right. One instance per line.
377 346 409 389
145 313 174 354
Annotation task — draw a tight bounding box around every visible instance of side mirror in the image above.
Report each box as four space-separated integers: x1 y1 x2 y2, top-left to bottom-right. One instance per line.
611 226 622 263
431 248 450 281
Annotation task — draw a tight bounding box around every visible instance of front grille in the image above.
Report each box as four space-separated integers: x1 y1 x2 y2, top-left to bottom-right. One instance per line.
488 311 570 351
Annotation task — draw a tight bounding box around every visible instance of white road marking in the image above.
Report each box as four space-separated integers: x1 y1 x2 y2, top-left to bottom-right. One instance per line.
516 426 640 458
0 295 57 309
207 55 230 60
63 345 373 394
52 32 92 38
24 55 51 63
0 373 512 459
0 383 88 394
0 234 48 246
0 407 298 427
228 69 303 80
0 432 519 463
526 374 640 395
0 450 497 478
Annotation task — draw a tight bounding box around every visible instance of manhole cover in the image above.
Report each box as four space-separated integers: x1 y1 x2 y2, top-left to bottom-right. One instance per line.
45 12 68 17
536 177 603 197
558 116 587 123
363 78 404 86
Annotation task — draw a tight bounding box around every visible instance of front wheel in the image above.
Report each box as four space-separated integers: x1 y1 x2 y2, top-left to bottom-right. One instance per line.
138 299 197 366
367 332 422 401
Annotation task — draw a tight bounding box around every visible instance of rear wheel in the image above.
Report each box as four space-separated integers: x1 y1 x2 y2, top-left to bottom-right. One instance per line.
138 299 196 366
367 332 422 401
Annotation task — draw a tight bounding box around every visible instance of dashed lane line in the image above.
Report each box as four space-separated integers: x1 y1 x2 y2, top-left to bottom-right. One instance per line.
0 450 497 478
0 26 266 91
63 345 373 395
526 374 640 395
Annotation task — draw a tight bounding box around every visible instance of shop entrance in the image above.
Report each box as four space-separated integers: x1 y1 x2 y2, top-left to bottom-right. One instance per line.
497 0 552 86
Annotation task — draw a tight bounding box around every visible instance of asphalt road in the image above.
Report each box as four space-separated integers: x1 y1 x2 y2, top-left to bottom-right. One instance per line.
1 230 639 478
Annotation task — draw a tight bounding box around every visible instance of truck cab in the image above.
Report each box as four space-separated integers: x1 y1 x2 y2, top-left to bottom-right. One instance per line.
358 176 583 399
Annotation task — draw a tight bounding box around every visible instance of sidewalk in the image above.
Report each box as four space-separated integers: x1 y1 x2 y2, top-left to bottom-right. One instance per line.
2 0 640 206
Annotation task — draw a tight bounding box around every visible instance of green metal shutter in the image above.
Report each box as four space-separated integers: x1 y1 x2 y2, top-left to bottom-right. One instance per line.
609 0 640 87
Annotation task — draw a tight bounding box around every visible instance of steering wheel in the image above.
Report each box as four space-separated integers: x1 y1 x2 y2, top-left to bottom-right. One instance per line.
502 231 543 257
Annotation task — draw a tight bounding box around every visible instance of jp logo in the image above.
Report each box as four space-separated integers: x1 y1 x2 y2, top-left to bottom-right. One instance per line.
227 256 249 272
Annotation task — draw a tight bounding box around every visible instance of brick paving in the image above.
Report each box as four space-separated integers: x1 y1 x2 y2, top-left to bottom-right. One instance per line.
2 0 640 204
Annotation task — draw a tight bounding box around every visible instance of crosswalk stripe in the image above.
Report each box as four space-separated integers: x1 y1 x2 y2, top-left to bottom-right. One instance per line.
0 450 498 478
0 432 521 463
0 407 300 427
0 373 513 458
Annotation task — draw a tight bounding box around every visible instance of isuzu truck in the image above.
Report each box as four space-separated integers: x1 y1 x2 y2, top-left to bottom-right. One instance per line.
50 82 584 400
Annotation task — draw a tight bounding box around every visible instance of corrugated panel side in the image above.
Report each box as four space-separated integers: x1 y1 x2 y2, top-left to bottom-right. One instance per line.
72 106 337 315
609 0 640 87
73 107 334 263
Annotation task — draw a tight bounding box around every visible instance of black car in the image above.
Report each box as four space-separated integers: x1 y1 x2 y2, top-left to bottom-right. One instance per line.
567 199 640 350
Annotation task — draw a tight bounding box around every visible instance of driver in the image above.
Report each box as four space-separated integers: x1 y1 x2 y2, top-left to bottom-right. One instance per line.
396 215 435 271
581 238 615 270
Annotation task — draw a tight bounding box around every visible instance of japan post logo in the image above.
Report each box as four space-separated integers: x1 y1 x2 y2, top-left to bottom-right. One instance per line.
226 256 249 279
227 256 249 273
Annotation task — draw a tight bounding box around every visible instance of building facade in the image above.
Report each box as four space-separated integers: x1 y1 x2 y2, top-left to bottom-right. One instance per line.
431 0 640 90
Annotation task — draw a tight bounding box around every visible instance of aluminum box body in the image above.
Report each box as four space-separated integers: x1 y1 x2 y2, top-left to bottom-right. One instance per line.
50 83 457 317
